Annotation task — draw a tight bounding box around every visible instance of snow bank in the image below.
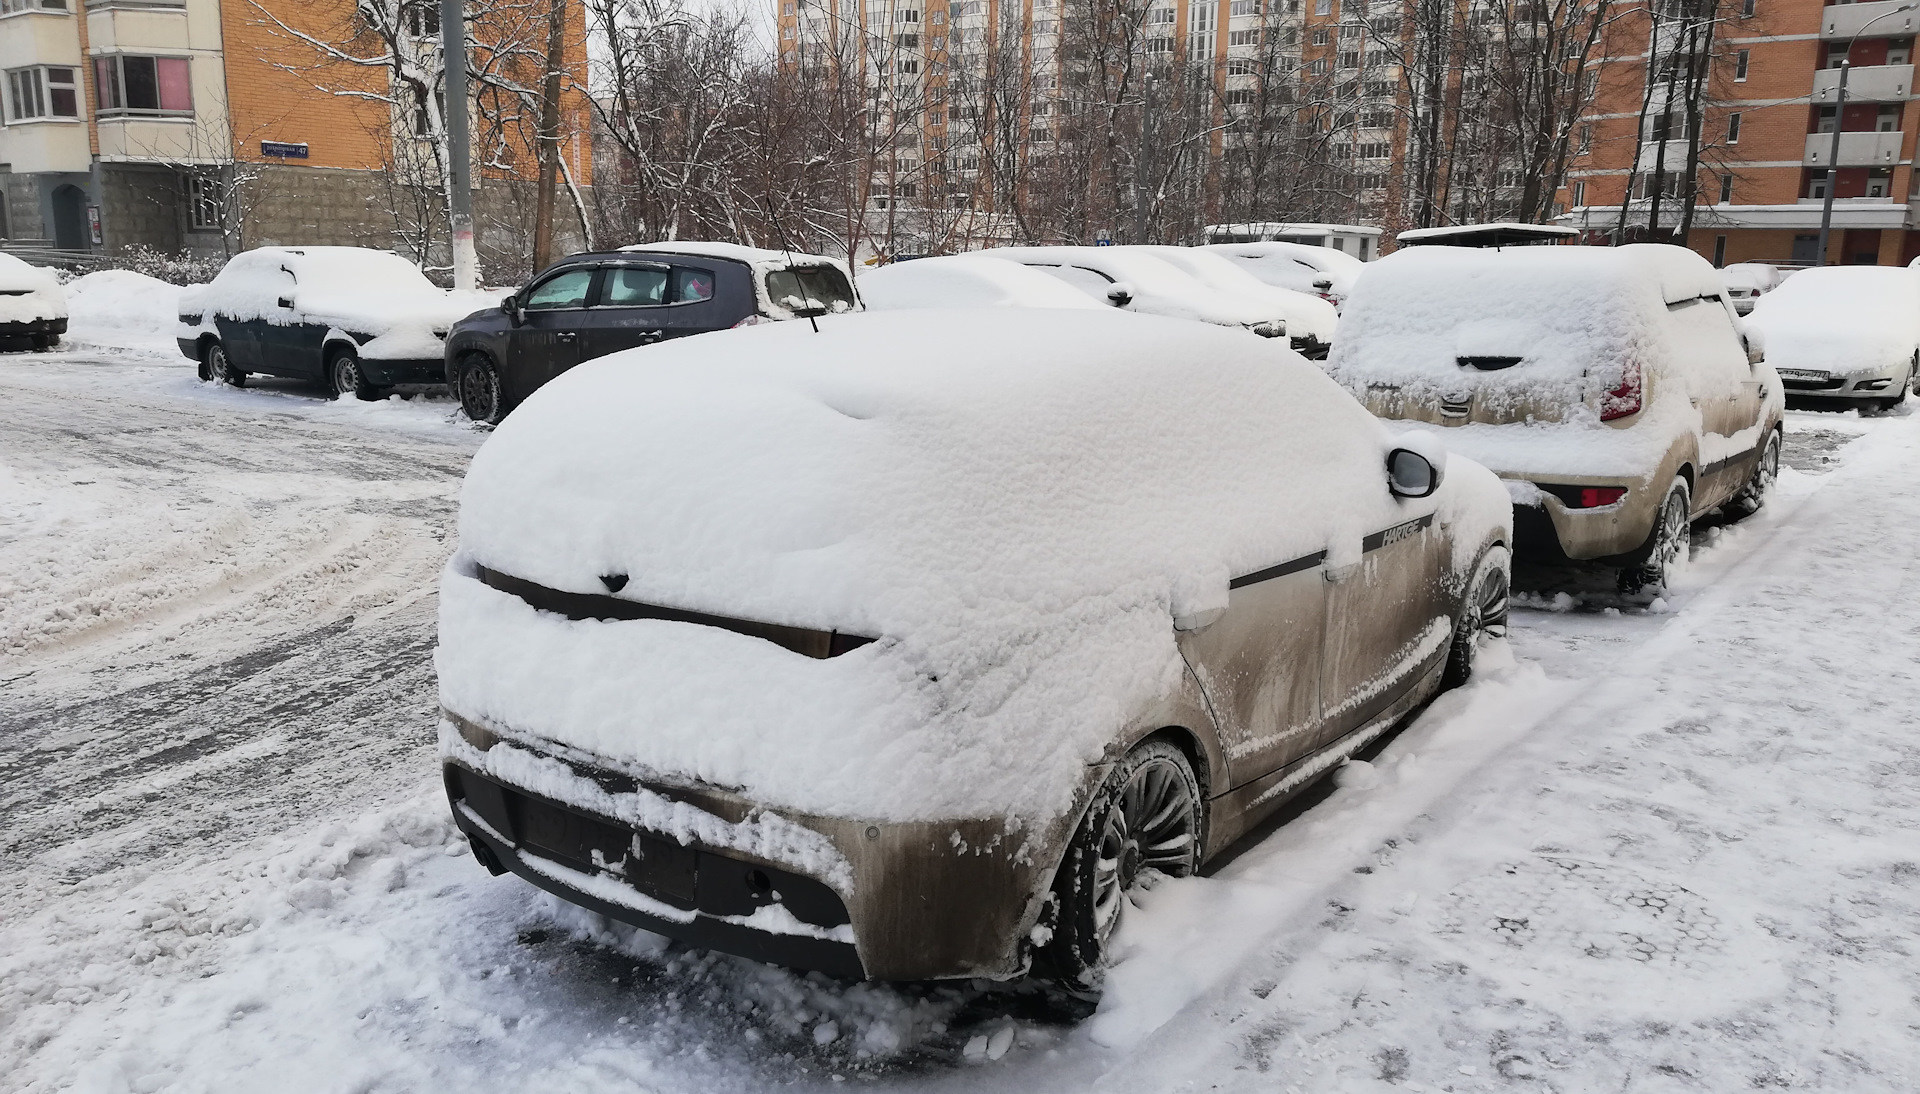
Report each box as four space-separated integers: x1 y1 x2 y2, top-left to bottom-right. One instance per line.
0 251 64 323
858 253 1109 311
1329 244 1744 478
1744 265 1920 375
440 309 1501 824
65 269 181 339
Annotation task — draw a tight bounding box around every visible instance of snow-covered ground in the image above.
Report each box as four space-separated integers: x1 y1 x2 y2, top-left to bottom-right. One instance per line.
4 330 1918 1093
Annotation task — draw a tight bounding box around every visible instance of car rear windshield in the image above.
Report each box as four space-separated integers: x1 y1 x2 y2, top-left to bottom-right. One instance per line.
765 266 856 315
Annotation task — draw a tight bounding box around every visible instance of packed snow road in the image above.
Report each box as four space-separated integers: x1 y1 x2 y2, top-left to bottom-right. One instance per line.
3 349 1917 1093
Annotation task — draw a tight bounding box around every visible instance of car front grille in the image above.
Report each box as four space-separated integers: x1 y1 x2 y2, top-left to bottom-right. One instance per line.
475 565 876 659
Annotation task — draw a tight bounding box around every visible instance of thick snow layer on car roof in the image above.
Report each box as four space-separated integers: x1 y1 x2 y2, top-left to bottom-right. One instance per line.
0 253 62 323
1138 247 1338 341
857 254 1108 311
0 251 58 293
1744 266 1920 374
1205 240 1366 297
988 246 1274 329
441 308 1506 823
621 240 839 268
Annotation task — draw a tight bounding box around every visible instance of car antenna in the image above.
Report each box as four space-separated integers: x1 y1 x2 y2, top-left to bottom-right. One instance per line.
757 190 821 334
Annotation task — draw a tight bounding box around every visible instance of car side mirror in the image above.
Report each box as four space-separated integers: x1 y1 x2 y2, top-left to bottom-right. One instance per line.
503 294 523 327
1387 449 1439 498
276 296 294 309
1105 282 1134 308
1741 330 1764 366
1312 277 1334 291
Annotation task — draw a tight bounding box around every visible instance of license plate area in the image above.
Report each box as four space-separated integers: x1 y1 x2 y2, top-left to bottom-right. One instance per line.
507 792 698 906
1777 369 1828 382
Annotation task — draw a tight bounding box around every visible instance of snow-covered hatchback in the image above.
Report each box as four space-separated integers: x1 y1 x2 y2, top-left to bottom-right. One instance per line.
436 309 1513 983
0 252 67 349
177 247 497 399
1329 243 1784 592
1742 265 1920 412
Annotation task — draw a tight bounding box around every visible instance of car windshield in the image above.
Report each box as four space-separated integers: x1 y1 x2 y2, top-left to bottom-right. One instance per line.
764 266 855 314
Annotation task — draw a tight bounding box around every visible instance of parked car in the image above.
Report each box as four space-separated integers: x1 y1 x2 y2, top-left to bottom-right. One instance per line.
1742 265 1920 412
1205 239 1368 311
178 247 494 399
445 242 859 425
1719 262 1782 315
436 308 1513 985
1125 246 1339 357
858 253 1109 311
0 252 68 349
1328 243 1784 594
987 245 1290 340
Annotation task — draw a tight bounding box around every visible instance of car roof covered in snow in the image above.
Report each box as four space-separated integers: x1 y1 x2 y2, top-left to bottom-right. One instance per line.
448 308 1489 820
857 253 1109 311
0 251 60 294
985 245 1275 327
1720 263 1781 292
621 240 848 273
1396 222 1578 248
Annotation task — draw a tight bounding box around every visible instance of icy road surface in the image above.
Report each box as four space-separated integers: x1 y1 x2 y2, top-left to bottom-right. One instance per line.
2 349 1916 1094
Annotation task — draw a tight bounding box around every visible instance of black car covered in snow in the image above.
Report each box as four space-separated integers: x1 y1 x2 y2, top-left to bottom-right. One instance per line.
444 242 861 424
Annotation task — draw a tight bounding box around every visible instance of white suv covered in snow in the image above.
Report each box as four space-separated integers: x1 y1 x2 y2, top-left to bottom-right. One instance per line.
1329 243 1785 593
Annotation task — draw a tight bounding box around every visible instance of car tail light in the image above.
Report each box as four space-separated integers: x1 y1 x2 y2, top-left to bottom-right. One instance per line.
1600 361 1642 421
1575 487 1627 508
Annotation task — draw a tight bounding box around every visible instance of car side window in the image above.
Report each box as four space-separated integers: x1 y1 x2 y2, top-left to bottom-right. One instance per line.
671 267 716 303
1665 294 1750 393
524 268 594 310
601 266 669 307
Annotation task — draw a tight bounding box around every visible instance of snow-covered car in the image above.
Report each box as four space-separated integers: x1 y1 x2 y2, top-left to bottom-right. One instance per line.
1742 265 1920 412
1126 245 1340 357
436 308 1513 984
858 253 1109 311
1205 239 1368 310
0 252 68 349
445 242 859 425
177 247 495 400
987 245 1290 340
1329 243 1784 593
1719 262 1782 315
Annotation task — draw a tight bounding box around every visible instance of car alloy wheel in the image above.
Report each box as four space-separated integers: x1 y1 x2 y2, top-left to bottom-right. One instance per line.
1619 480 1690 596
1444 546 1510 688
206 342 245 387
1041 739 1200 987
1724 431 1779 522
330 349 377 401
457 353 504 425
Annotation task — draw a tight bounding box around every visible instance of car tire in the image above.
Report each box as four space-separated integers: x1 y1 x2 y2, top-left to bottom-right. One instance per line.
1723 430 1779 522
1443 545 1510 689
30 333 51 351
205 341 246 387
328 346 382 401
455 352 506 425
1618 479 1691 596
1038 739 1202 989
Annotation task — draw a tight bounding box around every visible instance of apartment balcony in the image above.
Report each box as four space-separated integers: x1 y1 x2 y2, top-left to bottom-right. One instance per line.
1804 129 1905 166
1811 63 1914 102
1820 0 1920 40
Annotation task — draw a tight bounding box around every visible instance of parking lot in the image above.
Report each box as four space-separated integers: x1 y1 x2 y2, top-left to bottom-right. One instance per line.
4 345 1917 1093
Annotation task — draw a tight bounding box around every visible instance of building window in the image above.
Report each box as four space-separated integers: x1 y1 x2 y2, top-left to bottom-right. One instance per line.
1339 50 1360 68
411 88 446 136
1726 111 1741 143
1572 179 1586 205
6 65 78 120
1311 26 1329 44
1578 122 1592 154
0 0 68 11
1230 0 1260 12
1719 173 1733 203
1227 28 1260 44
1227 57 1256 75
1712 235 1726 267
1877 105 1900 132
1734 49 1749 81
402 1 439 38
1225 88 1255 104
186 172 223 230
1315 0 1331 13
1147 6 1174 22
1807 168 1829 199
93 55 191 115
1739 0 1753 15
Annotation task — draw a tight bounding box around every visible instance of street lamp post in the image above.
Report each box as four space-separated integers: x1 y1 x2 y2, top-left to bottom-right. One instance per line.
1814 1 1918 267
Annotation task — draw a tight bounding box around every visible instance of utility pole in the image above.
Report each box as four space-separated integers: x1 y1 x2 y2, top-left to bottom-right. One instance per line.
440 0 479 289
531 0 567 271
1134 73 1155 244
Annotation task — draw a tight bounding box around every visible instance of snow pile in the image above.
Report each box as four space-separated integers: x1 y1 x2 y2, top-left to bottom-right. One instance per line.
986 246 1280 332
1329 243 1751 478
64 269 182 340
858 253 1109 311
1744 265 1920 375
0 251 64 324
1204 239 1367 302
177 247 500 360
1135 246 1338 342
440 308 1509 824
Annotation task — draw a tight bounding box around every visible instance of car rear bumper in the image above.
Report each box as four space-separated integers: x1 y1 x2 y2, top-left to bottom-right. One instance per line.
176 336 201 360
1 316 65 337
439 711 1060 981
1508 477 1661 562
359 356 447 386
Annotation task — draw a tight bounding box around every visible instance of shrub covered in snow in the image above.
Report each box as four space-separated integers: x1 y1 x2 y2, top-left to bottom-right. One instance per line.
65 270 183 340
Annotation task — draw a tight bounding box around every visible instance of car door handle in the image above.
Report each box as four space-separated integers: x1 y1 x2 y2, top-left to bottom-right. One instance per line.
637 330 664 344
556 332 577 342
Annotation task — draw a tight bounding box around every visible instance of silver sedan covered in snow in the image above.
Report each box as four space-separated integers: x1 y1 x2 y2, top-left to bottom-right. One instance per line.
436 309 1512 983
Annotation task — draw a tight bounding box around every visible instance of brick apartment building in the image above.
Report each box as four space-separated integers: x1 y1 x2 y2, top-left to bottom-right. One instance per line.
1561 0 1919 268
0 0 590 264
